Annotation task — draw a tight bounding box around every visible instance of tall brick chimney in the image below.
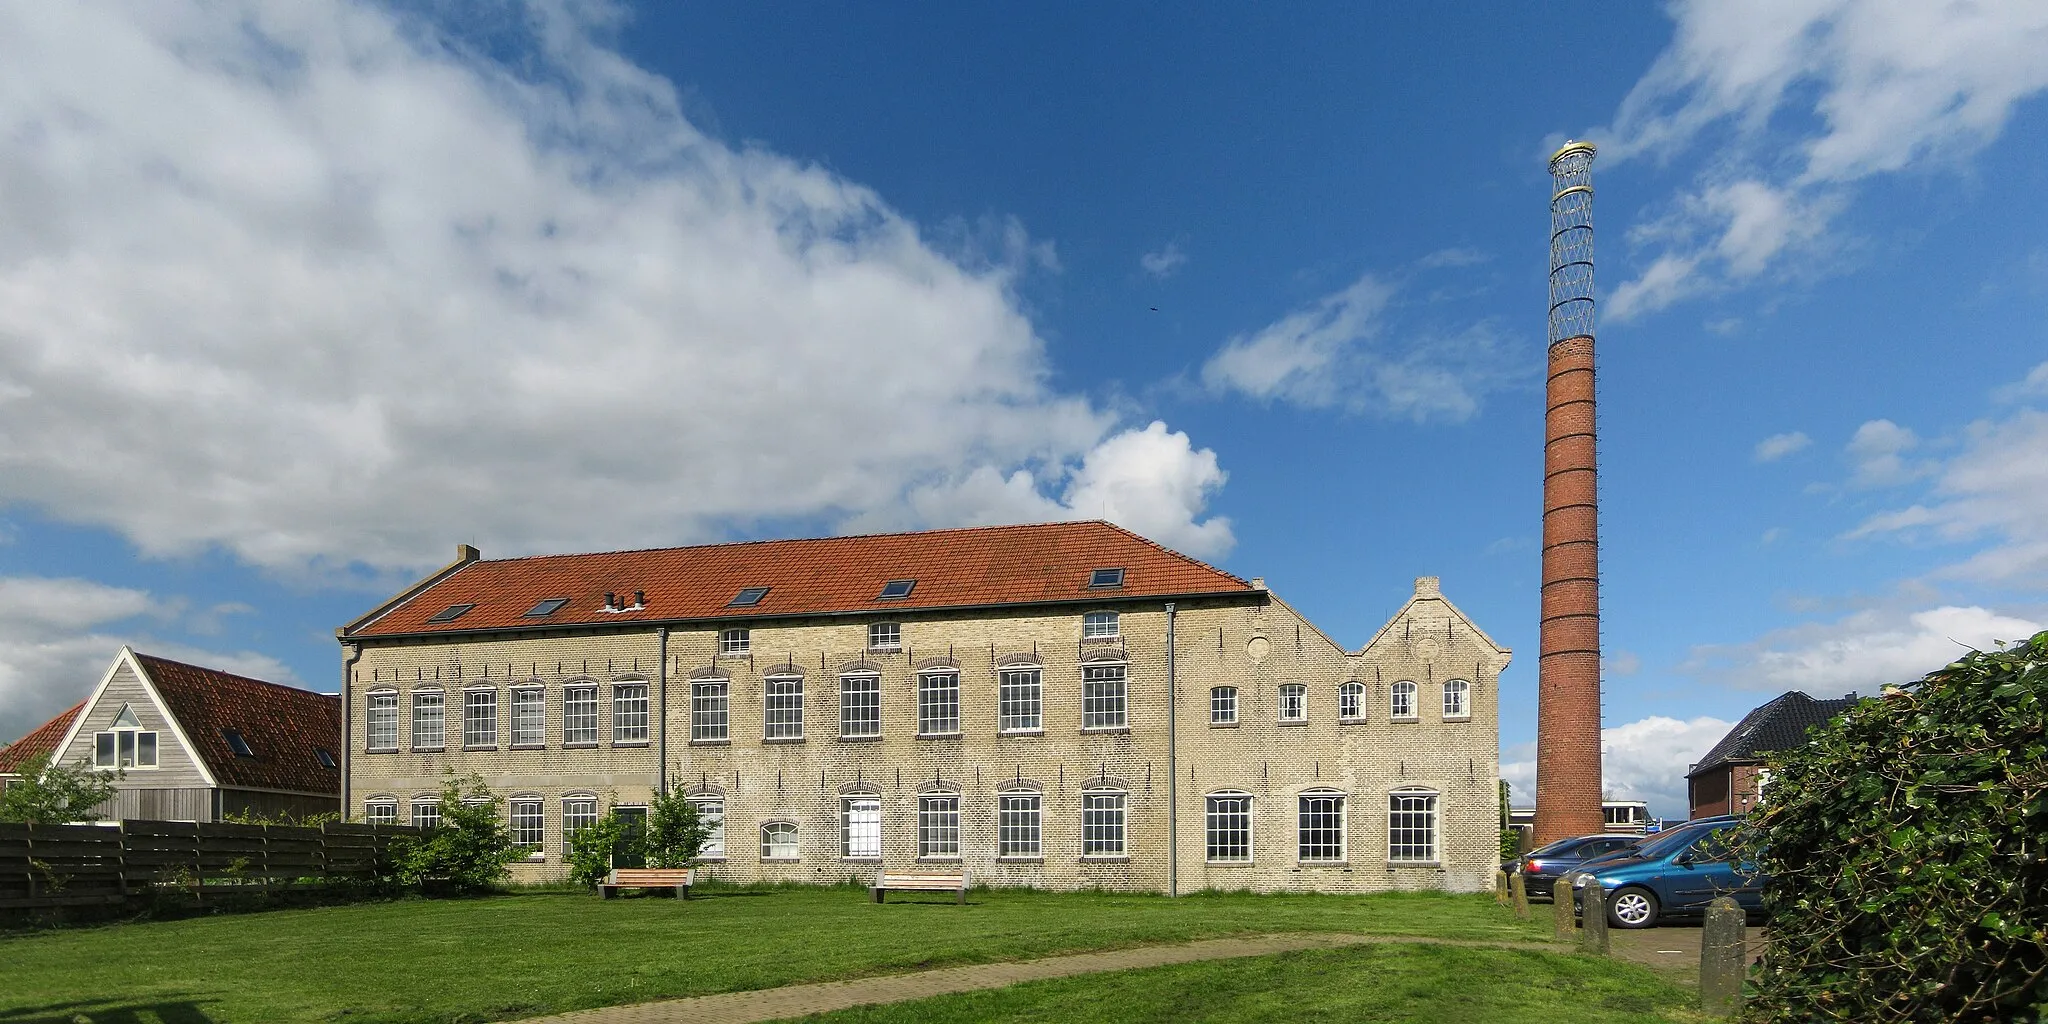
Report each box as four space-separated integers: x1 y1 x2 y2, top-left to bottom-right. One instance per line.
1535 141 1605 844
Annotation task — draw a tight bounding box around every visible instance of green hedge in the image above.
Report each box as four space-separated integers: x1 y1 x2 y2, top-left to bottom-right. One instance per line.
1736 630 2048 1023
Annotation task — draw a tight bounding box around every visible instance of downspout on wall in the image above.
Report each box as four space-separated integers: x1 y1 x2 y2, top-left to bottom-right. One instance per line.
341 642 361 818
656 626 669 794
1165 601 1177 898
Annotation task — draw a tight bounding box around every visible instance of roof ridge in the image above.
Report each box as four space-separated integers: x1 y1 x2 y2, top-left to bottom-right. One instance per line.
1089 519 1250 587
133 653 329 702
467 520 1154 565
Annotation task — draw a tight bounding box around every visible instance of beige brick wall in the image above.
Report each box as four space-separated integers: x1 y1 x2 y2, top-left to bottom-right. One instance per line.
345 580 1508 891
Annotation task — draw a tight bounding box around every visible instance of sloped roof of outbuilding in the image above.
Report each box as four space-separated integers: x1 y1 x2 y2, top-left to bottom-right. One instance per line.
1688 690 1860 777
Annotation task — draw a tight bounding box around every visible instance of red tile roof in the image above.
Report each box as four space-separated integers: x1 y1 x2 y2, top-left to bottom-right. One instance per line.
135 654 341 796
0 702 84 774
346 520 1252 639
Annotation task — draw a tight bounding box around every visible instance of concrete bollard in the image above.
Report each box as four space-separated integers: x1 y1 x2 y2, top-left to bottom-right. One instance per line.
1580 885 1609 954
1511 871 1529 921
1700 897 1747 1016
1495 870 1511 905
1552 878 1576 941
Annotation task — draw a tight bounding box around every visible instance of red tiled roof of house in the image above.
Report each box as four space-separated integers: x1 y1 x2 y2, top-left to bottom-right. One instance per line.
135 654 341 796
0 702 84 774
346 520 1252 638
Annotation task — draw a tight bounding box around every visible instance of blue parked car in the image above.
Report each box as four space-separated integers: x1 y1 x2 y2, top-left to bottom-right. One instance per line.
1566 815 1765 928
1505 833 1645 899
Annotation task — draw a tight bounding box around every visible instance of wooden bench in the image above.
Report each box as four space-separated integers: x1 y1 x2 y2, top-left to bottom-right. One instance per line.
870 870 968 904
600 867 695 900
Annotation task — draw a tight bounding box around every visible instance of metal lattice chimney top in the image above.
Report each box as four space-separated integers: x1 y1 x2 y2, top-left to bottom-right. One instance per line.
1548 141 1597 344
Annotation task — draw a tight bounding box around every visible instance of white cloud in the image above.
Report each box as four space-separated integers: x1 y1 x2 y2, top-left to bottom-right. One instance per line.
0 576 299 747
1753 431 1812 462
1849 406 2048 585
1139 241 1187 280
1199 273 1528 421
1845 418 1928 487
1690 603 2043 696
1761 526 1787 544
1418 247 1488 269
1599 0 2048 319
0 2 1226 577
1994 360 2048 403
1500 715 1731 819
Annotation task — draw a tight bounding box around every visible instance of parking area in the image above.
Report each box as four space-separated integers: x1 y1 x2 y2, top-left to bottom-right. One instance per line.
1535 903 1767 989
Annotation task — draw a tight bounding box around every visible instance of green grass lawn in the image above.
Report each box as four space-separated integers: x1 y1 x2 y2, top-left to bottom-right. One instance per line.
0 885 1551 1024
787 943 1706 1024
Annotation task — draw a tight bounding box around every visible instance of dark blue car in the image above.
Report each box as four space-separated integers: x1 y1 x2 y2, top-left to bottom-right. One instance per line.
1506 833 1644 899
1566 815 1765 928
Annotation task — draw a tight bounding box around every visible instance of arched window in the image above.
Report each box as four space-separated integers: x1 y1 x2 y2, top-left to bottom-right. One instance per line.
1210 686 1238 725
612 681 649 743
365 690 399 752
999 664 1043 733
563 680 600 745
1390 680 1418 720
765 674 804 739
411 688 446 749
1278 683 1306 722
1297 789 1346 863
761 821 800 861
839 672 882 738
917 669 961 736
1338 681 1365 720
1389 788 1439 863
1205 791 1253 863
363 797 398 825
1442 679 1471 719
997 786 1042 858
1081 788 1127 857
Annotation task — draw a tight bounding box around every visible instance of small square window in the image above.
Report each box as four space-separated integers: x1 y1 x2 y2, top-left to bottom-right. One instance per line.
719 628 751 654
1088 568 1125 589
728 587 771 607
1083 611 1120 639
524 597 569 617
868 622 901 650
314 748 338 769
877 579 916 600
426 603 475 623
222 729 254 758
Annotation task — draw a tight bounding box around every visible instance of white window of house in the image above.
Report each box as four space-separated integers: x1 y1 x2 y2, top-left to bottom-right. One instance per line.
998 793 1042 858
1390 680 1418 720
719 628 751 654
692 798 725 858
1389 789 1439 863
691 680 729 742
1082 611 1120 639
563 684 599 745
765 676 805 739
998 668 1042 732
918 671 960 735
761 821 800 860
367 691 399 751
511 688 545 747
510 798 544 853
918 796 960 859
412 799 442 829
1206 792 1253 863
92 706 158 770
1210 686 1238 725
1081 790 1127 857
1082 664 1128 730
1339 681 1365 720
868 622 901 650
562 797 598 856
1278 683 1307 722
1443 679 1471 719
364 799 398 825
840 674 881 738
412 690 445 749
842 796 881 858
1298 790 1347 863
463 689 498 747
613 683 649 743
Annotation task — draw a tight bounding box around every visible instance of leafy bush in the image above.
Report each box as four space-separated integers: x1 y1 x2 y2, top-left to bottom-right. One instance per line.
645 788 711 870
390 775 519 894
566 811 629 889
1735 630 2048 1024
0 754 117 824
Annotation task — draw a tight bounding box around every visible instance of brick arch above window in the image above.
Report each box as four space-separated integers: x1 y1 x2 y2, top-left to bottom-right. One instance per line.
686 666 727 680
684 783 725 798
995 778 1043 793
1079 647 1129 664
836 781 880 796
838 658 882 675
761 663 805 679
610 674 649 684
914 655 959 671
915 779 962 795
1076 774 1132 792
995 652 1043 668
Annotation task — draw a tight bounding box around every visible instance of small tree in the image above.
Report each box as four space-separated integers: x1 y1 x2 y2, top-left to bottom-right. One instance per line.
645 788 711 870
566 811 630 889
0 754 118 824
391 774 519 894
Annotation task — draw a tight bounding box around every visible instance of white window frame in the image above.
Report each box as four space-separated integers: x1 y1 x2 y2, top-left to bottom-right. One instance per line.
563 684 600 745
462 688 498 748
510 687 545 747
411 690 446 749
1389 789 1439 863
1206 792 1254 864
1082 611 1120 639
364 799 398 825
1081 789 1127 858
917 670 961 736
509 798 545 857
1297 790 1347 864
562 796 599 856
692 797 725 859
1442 679 1471 719
366 690 399 751
612 682 650 744
998 667 1043 733
868 622 901 651
761 821 800 861
1338 681 1365 721
1278 683 1307 722
93 723 159 771
689 679 729 742
839 673 882 738
412 799 442 829
718 628 751 654
917 795 961 860
1210 686 1238 725
765 675 805 740
1390 680 1419 721
998 792 1042 859
841 796 882 859
1081 663 1128 730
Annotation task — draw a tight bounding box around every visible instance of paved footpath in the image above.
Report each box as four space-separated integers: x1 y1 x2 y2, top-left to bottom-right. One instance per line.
526 932 1561 1024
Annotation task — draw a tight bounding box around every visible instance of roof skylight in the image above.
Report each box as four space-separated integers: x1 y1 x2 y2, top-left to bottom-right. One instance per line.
877 579 916 600
524 597 570 618
223 728 254 758
314 747 338 769
728 587 771 607
426 603 476 623
1088 567 1126 588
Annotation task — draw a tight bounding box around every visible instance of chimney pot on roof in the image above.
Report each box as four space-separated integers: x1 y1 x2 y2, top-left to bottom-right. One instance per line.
1414 576 1441 598
604 592 616 609
1250 577 1266 591
633 590 646 608
457 543 480 563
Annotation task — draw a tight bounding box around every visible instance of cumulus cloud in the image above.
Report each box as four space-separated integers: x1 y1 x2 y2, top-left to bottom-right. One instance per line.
1500 715 1731 819
0 2 1227 577
0 576 300 746
1139 241 1188 280
1848 406 2048 585
1753 431 1812 462
1598 0 2048 320
1199 273 1527 421
1845 419 1930 486
1689 604 2043 696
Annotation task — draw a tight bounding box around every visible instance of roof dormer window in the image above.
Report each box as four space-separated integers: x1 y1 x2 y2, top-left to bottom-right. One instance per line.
1088 567 1125 589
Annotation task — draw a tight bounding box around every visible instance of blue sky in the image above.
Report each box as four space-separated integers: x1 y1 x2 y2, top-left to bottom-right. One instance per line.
2 1 2045 816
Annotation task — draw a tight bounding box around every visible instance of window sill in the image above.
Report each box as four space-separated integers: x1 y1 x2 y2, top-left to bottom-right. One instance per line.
611 741 650 748
998 728 1045 737
1443 715 1472 723
1338 717 1366 725
717 651 752 659
1205 860 1255 868
1081 635 1122 643
365 747 399 754
916 856 962 863
762 736 807 744
1387 861 1443 869
463 745 499 752
868 646 902 654
563 741 599 749
690 738 731 746
509 743 546 751
1391 716 1420 724
761 857 801 864
916 732 963 740
1208 720 1239 728
836 734 884 743
1080 855 1130 863
1277 720 1307 727
411 747 445 754
841 856 881 863
1298 860 1351 868
996 856 1044 864
1080 726 1130 735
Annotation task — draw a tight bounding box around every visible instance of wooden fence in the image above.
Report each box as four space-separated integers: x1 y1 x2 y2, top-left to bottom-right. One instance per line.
0 819 426 912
